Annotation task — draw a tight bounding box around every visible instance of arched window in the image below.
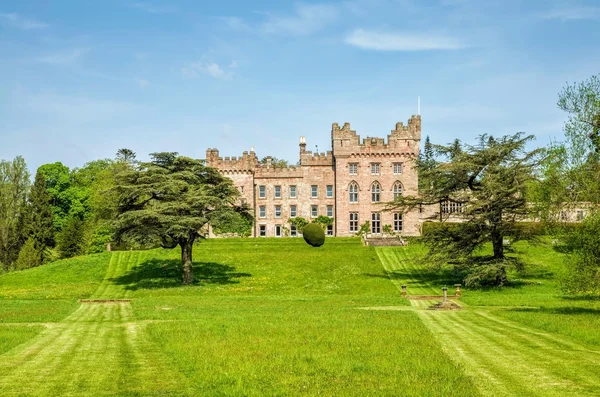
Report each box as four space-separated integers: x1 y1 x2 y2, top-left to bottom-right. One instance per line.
393 182 403 200
349 182 359 203
371 182 381 203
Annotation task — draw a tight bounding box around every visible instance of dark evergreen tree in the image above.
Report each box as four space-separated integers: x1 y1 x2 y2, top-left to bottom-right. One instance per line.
418 135 438 191
387 132 543 286
27 171 55 264
114 152 251 285
56 216 86 259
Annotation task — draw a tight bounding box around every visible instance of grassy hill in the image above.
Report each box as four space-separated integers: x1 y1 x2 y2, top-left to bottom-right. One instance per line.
0 238 476 396
1 238 599 396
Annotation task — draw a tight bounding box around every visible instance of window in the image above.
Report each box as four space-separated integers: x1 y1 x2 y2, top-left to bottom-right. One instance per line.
259 225 266 237
577 210 585 221
349 182 358 203
259 185 266 199
274 185 281 198
290 185 297 198
371 163 380 175
560 211 567 221
290 205 297 218
371 182 381 203
394 213 403 232
371 212 381 234
290 224 297 237
275 205 282 218
275 225 282 237
239 186 244 193
311 185 318 198
349 163 358 175
441 200 463 214
393 163 403 175
327 225 333 236
327 205 333 217
393 182 403 200
259 206 266 218
311 205 318 218
326 185 333 198
350 212 359 232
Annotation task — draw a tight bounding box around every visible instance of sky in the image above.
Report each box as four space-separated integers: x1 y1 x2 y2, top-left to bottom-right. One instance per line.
1 0 599 172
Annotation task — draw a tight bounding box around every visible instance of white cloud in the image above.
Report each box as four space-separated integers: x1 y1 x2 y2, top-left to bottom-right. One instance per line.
261 3 339 36
36 48 89 66
135 78 150 88
345 29 466 51
540 6 600 21
181 61 234 80
0 12 48 30
130 2 178 14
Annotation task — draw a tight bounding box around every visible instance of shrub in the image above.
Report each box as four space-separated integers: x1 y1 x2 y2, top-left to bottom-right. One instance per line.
57 216 87 258
560 212 600 294
302 223 325 247
290 217 309 233
15 238 40 270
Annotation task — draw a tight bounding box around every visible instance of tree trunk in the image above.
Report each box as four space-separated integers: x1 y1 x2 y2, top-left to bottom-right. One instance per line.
181 239 194 285
491 228 504 259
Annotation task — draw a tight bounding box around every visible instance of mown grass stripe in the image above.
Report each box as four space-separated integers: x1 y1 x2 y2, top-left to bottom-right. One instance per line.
428 311 597 396
452 311 600 393
422 312 529 397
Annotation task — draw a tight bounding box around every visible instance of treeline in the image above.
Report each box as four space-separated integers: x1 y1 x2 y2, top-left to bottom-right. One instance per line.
0 149 137 273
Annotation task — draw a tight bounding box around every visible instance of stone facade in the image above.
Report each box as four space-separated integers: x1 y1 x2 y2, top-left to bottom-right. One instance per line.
206 115 422 237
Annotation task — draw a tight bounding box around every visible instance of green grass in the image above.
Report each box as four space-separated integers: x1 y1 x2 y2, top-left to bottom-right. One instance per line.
0 253 110 300
0 325 44 355
377 242 600 396
0 239 477 396
3 237 600 396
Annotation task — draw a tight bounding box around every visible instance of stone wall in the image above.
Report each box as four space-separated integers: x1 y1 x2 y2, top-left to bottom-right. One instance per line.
207 115 423 237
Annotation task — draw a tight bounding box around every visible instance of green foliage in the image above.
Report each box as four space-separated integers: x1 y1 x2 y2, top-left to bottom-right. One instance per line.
302 223 325 247
560 212 600 294
357 220 370 237
210 203 254 237
558 74 600 156
389 133 543 286
259 156 289 167
289 217 309 233
26 171 55 263
114 152 248 284
0 156 30 271
311 215 333 230
382 224 393 236
87 222 114 254
56 216 87 259
418 135 437 191
15 238 39 270
38 162 73 231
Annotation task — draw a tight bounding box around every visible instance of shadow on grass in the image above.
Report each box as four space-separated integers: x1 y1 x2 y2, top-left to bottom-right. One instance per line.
110 259 252 290
505 306 600 315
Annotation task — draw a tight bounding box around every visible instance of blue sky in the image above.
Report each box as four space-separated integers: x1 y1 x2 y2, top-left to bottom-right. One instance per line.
1 0 599 172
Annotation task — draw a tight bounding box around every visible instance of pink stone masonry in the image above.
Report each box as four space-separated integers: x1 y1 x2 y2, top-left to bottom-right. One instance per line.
206 116 422 237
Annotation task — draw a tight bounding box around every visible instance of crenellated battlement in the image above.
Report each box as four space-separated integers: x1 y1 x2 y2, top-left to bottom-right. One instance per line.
332 116 421 156
299 150 334 166
205 149 259 171
254 165 303 178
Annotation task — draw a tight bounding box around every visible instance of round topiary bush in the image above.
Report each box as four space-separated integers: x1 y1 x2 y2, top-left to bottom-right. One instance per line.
302 223 325 247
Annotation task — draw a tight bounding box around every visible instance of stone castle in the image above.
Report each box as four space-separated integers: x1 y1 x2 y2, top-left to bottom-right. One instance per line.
206 115 423 237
